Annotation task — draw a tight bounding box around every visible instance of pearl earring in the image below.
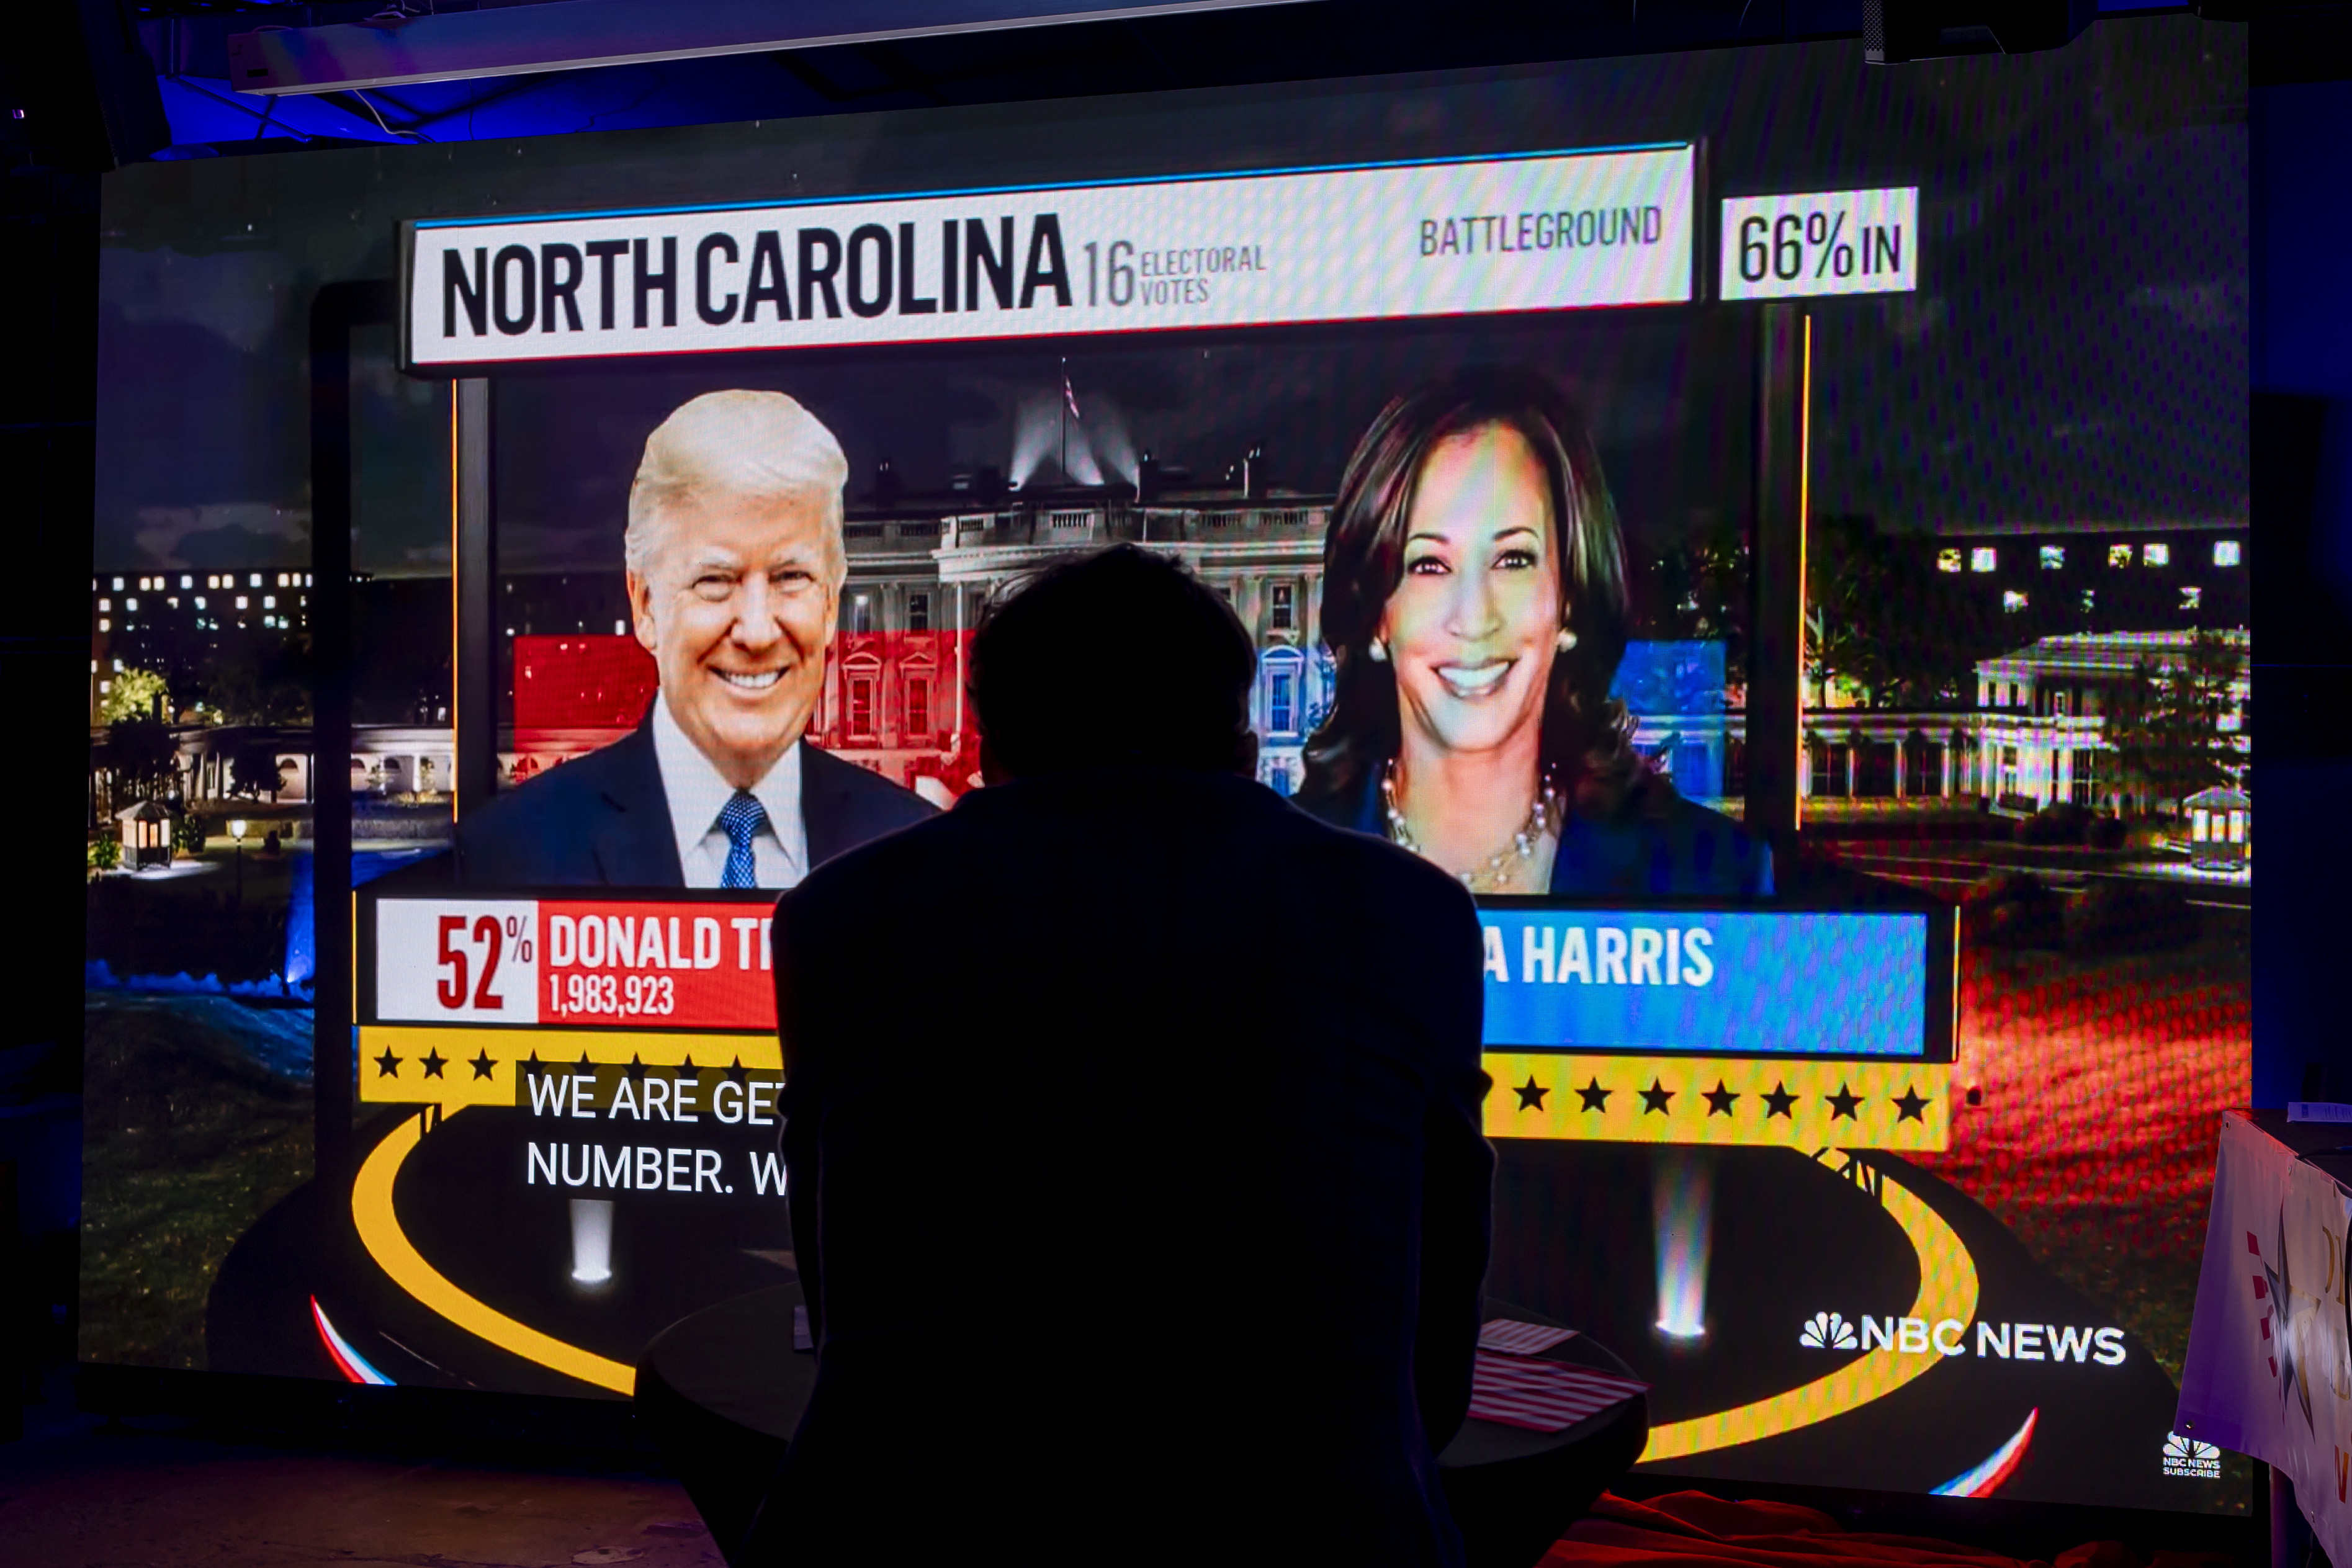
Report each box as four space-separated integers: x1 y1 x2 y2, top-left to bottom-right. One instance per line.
1556 628 1578 652
1367 638 1389 663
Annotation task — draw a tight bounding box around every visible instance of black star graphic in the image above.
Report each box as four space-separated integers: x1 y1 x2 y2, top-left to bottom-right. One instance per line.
725 1056 748 1085
625 1053 648 1083
1893 1086 1929 1122
420 1047 447 1080
1576 1077 1611 1113
1762 1081 1798 1118
523 1051 545 1079
374 1047 402 1079
1825 1082 1862 1119
1638 1078 1674 1115
676 1055 698 1080
577 1051 593 1073
469 1049 496 1082
1515 1076 1550 1111
1703 1080 1739 1117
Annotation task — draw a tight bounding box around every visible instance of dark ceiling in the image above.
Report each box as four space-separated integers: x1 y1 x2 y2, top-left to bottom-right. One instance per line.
0 0 2335 171
35 0 1898 163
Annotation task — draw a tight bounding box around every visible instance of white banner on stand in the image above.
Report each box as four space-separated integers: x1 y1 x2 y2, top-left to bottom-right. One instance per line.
2178 1111 2352 1559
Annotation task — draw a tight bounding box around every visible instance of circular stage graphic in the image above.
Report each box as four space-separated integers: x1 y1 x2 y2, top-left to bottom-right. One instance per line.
208 1109 2212 1509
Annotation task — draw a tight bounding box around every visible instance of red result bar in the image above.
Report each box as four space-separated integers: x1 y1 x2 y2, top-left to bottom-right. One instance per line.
539 900 776 1031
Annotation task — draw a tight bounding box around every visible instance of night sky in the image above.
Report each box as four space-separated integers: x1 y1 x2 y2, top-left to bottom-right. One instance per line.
94 17 2245 578
487 308 1754 578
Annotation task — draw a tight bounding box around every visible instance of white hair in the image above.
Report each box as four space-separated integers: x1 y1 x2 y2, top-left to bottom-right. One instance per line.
624 390 849 585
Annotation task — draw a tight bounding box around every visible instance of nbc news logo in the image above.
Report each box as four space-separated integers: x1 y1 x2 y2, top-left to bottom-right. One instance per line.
2162 1434 2221 1479
1798 1309 2124 1363
1800 1312 1859 1350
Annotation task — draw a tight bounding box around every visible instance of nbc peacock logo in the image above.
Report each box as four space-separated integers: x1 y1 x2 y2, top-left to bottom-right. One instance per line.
2161 1433 2222 1479
1800 1312 1861 1350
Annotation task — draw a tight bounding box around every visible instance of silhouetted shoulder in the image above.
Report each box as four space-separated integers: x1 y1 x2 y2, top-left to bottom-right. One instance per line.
1295 794 1478 920
1290 773 1383 838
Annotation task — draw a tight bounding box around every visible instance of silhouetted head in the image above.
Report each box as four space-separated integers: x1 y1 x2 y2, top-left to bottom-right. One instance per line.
971 545 1258 781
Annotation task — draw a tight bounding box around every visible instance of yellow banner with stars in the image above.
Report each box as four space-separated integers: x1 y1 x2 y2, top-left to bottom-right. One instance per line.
1483 1054 1949 1150
360 1030 1946 1150
359 1026 780 1111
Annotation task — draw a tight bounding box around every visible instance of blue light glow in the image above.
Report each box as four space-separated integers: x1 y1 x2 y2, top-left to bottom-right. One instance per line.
1481 910 1929 1058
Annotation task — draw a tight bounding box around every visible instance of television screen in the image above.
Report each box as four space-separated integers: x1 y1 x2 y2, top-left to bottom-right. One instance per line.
85 16 2248 1514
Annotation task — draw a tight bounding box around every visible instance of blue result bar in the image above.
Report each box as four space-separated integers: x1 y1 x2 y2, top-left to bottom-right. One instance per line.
1479 909 1928 1058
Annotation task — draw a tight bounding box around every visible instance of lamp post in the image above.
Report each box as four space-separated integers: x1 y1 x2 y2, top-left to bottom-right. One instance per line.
230 818 248 909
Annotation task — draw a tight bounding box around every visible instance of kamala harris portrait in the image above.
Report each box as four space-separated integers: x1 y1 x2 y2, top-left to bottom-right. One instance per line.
1293 367 1771 900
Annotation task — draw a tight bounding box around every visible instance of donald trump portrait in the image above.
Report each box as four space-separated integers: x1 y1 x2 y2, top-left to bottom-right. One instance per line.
455 390 935 888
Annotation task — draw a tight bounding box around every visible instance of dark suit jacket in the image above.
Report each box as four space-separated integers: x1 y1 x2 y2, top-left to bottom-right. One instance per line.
452 725 935 887
1304 771 1774 899
746 767 1492 1568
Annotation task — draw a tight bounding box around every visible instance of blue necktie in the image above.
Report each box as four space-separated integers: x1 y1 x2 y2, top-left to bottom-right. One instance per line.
718 791 767 889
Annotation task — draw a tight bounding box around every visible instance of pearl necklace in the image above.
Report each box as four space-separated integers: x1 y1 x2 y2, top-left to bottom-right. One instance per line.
1381 760 1561 894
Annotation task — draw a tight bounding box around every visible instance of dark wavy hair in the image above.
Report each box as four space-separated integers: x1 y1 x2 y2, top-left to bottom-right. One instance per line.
1295 367 1650 818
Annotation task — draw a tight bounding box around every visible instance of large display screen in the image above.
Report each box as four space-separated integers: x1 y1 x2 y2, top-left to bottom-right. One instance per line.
85 18 2249 1515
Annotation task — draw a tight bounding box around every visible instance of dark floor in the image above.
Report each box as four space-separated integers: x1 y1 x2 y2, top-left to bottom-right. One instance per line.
0 1368 722 1567
0 1360 2270 1568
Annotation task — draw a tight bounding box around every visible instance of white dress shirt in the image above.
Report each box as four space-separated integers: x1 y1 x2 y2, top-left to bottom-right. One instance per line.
650 694 809 890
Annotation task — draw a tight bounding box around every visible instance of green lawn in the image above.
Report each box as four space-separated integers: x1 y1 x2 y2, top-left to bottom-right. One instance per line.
78 995 315 1369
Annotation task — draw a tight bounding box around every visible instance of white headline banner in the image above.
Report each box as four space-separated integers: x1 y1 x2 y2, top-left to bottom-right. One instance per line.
402 145 1695 367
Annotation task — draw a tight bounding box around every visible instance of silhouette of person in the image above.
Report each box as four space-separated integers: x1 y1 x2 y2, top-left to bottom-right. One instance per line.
742 544 1493 1567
